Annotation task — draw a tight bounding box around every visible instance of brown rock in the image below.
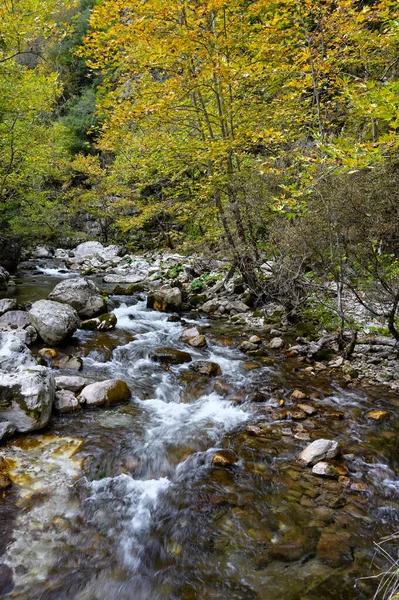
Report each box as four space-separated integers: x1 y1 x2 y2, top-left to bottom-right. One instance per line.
191 361 221 377
291 389 309 400
317 532 353 567
366 409 390 421
212 449 238 468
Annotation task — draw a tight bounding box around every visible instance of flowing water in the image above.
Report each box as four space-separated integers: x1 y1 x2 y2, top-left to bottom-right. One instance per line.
0 262 399 599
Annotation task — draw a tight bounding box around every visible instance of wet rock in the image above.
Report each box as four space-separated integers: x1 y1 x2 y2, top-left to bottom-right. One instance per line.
38 347 58 361
0 421 16 442
269 337 284 349
0 266 10 290
365 409 390 421
249 391 268 403
190 361 222 377
0 299 17 316
180 327 200 342
29 300 80 345
297 439 340 466
0 236 21 272
80 312 117 331
312 461 339 478
269 528 319 562
280 409 307 421
151 347 192 365
323 409 344 420
55 375 88 393
147 287 182 312
48 278 107 318
53 355 83 371
79 379 131 407
0 332 37 371
291 389 309 400
54 390 81 414
249 335 262 344
211 449 238 467
239 341 259 352
188 334 207 348
297 403 317 415
246 425 268 437
317 531 353 567
0 366 54 432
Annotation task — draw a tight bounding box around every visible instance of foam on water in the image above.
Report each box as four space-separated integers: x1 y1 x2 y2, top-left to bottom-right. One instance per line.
35 265 75 277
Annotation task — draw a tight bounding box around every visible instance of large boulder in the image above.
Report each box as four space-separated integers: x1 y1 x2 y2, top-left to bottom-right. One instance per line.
0 266 10 290
147 287 182 312
48 278 107 318
0 299 17 316
0 332 37 371
29 300 80 345
74 241 104 259
78 379 130 407
0 366 54 432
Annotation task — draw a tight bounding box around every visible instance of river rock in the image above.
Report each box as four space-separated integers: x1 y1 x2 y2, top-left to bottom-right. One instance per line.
33 245 53 259
48 278 107 318
0 299 17 316
55 375 88 392
212 449 238 467
80 312 117 331
312 461 339 478
79 379 130 407
147 287 182 312
239 341 259 352
188 335 207 348
0 366 54 432
191 361 222 376
0 332 37 371
74 241 105 258
103 274 144 284
151 347 192 365
0 267 10 290
0 421 16 442
291 389 309 400
180 327 200 343
54 390 81 414
0 310 30 328
269 337 284 349
297 439 339 466
53 355 83 371
29 300 80 345
317 532 353 567
365 409 390 421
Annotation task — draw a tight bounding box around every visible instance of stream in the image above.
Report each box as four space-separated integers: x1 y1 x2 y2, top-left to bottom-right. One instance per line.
0 262 398 599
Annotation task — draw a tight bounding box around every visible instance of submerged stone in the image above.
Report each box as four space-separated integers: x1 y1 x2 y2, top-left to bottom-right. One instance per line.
211 449 238 467
297 439 339 466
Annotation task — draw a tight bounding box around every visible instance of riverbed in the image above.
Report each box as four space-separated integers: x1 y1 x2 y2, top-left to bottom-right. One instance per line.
0 262 398 599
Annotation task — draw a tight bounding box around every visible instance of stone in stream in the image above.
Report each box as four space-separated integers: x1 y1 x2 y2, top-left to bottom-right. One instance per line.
0 309 38 345
297 439 339 466
365 409 390 421
53 355 83 371
147 287 182 312
54 390 81 414
48 278 107 318
80 312 117 331
269 527 319 562
239 341 259 352
188 335 207 348
78 379 131 407
38 347 58 361
211 449 238 467
317 531 353 568
151 347 192 365
179 327 199 342
312 461 339 478
269 337 284 349
190 361 222 377
29 300 80 346
0 421 16 442
0 366 54 432
291 389 309 401
55 375 88 393
0 299 17 316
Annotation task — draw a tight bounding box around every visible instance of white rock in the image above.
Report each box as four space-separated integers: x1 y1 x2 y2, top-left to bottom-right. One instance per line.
0 298 17 316
54 390 81 414
29 300 80 345
78 379 130 407
55 376 89 393
48 278 107 318
0 332 37 371
312 461 338 478
0 366 54 432
269 337 284 349
297 439 339 466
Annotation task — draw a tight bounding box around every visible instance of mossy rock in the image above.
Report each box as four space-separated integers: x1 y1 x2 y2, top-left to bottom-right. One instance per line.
80 312 117 331
189 293 207 306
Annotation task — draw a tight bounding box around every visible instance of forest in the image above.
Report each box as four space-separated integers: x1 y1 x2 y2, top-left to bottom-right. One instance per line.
1 0 399 336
